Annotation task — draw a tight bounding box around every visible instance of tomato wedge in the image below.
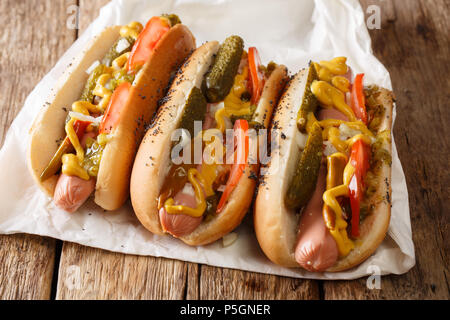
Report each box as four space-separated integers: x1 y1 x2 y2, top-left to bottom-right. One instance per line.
248 47 264 105
99 82 131 134
217 119 249 213
73 120 90 139
350 73 368 124
348 138 371 237
126 17 170 72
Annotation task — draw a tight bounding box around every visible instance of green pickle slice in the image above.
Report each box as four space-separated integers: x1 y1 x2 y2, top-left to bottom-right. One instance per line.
82 137 106 177
285 121 323 210
161 14 181 27
204 35 244 103
296 64 319 132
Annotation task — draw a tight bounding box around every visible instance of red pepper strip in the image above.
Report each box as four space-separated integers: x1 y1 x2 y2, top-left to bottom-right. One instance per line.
99 82 131 134
217 119 249 213
348 138 371 237
350 73 368 124
248 47 265 105
39 120 90 182
126 17 170 72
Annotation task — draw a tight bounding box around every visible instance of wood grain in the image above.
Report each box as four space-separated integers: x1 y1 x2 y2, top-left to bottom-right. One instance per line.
56 242 192 299
199 266 319 300
0 0 77 300
322 0 449 300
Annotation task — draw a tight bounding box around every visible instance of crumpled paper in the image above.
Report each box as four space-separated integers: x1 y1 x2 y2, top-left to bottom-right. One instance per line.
0 0 415 279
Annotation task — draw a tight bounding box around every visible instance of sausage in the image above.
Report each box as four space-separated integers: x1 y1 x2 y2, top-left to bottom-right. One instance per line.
54 173 95 213
294 164 339 272
159 184 203 237
318 108 349 122
53 132 97 213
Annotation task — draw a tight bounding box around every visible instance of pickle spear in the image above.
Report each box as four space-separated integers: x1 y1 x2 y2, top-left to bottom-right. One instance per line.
285 121 323 210
161 14 181 27
204 35 244 103
296 64 319 132
178 86 207 137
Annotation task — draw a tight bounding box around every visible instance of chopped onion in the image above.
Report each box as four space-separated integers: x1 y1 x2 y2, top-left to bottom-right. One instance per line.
68 111 103 125
339 123 361 140
115 38 130 53
132 68 145 86
181 183 195 197
323 141 338 156
222 232 238 247
295 131 308 149
86 60 100 74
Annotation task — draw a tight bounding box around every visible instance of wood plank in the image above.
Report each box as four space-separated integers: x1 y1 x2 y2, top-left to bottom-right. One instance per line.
322 0 449 299
77 0 110 33
0 234 56 299
56 242 191 299
200 266 320 300
56 0 197 299
0 0 77 300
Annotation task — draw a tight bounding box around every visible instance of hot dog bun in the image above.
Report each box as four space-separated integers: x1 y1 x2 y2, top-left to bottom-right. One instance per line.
130 42 288 245
28 26 122 197
254 68 394 271
94 24 195 210
28 24 196 210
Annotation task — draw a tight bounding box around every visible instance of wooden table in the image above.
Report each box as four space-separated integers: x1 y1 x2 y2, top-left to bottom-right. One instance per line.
0 0 448 300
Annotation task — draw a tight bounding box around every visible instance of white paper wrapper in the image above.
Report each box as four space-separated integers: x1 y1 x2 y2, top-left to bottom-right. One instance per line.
0 0 415 279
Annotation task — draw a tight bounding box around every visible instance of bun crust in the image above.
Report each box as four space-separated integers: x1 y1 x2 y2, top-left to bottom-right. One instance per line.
130 45 288 245
28 24 195 211
254 70 394 270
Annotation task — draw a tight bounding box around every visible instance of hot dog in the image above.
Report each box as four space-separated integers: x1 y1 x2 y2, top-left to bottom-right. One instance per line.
254 57 394 271
28 15 196 212
131 37 288 245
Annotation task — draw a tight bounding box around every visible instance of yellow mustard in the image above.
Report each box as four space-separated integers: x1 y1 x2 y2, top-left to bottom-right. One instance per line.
112 52 131 70
119 21 143 39
164 168 208 217
61 119 90 180
322 172 355 256
312 57 376 257
331 76 350 93
319 119 375 139
319 57 348 75
311 80 356 121
215 66 252 132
